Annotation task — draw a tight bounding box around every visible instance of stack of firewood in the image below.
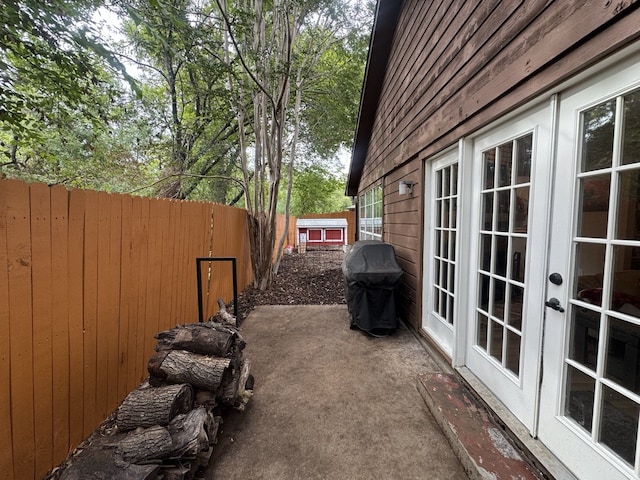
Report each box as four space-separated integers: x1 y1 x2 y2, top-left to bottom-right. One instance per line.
56 307 252 480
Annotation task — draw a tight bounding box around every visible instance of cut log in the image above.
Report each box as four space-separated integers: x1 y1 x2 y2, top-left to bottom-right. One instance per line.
215 298 237 327
234 360 253 411
59 444 160 480
195 389 217 407
166 407 211 459
148 350 231 392
203 321 246 351
116 425 173 464
116 383 194 431
219 359 251 407
155 324 234 357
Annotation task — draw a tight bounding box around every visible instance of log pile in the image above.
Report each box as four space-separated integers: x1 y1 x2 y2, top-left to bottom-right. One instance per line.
55 308 252 480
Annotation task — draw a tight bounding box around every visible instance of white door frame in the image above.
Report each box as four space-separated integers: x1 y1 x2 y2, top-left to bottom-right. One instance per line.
422 146 460 359
460 99 555 433
538 50 640 480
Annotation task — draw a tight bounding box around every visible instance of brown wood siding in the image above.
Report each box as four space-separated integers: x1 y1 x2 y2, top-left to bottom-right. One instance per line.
362 0 640 192
359 0 640 327
383 160 423 329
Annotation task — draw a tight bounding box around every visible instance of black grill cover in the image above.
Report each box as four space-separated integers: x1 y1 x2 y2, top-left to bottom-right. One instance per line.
342 240 403 332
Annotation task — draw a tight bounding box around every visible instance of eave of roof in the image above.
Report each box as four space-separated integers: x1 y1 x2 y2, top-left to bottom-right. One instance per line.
345 0 403 197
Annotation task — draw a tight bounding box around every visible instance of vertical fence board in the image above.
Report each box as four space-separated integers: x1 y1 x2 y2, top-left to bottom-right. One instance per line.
107 195 122 413
118 196 133 401
0 181 15 480
206 206 220 317
176 202 187 324
129 197 144 388
82 190 98 436
191 203 201 319
50 186 70 467
95 192 110 420
158 200 172 332
30 183 54 478
67 189 84 448
180 204 191 323
5 180 35 479
190 203 203 320
154 201 165 330
144 200 160 362
203 204 213 320
167 201 178 325
135 197 150 384
180 203 191 322
225 208 234 298
201 203 211 317
167 201 179 327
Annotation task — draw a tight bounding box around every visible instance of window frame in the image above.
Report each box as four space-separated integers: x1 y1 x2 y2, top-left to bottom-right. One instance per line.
359 185 383 240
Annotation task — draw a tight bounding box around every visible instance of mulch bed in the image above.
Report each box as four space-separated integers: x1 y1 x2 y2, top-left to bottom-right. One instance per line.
233 250 346 324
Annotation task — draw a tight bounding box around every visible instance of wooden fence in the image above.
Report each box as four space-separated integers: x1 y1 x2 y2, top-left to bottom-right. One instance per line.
0 179 263 479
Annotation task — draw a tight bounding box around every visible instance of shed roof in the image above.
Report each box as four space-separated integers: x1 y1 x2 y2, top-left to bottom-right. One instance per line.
346 0 403 196
296 218 348 228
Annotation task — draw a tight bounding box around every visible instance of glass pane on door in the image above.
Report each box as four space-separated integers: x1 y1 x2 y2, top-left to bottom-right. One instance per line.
476 133 532 377
565 91 640 468
432 163 458 325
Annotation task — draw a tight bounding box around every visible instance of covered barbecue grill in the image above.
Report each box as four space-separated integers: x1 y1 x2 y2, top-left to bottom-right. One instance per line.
342 240 403 334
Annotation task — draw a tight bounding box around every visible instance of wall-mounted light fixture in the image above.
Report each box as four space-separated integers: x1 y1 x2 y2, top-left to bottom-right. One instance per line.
399 180 415 195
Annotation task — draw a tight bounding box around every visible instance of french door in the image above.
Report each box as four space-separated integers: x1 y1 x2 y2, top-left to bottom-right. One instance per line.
539 54 640 480
464 101 553 432
423 150 459 357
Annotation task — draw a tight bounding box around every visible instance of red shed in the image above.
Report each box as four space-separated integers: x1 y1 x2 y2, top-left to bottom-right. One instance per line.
296 218 348 249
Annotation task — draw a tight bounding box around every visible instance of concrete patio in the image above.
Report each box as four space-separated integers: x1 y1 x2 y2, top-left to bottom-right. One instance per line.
205 305 545 479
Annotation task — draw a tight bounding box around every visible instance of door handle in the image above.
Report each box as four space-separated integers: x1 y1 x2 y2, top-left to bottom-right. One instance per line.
545 297 565 312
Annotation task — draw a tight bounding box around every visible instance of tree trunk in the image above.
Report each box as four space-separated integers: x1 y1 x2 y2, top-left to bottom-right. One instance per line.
155 323 234 356
116 383 193 431
148 350 231 392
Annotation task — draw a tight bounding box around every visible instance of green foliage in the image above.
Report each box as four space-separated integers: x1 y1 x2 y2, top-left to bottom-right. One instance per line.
0 0 373 214
1 89 160 192
118 0 239 199
288 161 352 216
297 13 372 159
0 0 134 139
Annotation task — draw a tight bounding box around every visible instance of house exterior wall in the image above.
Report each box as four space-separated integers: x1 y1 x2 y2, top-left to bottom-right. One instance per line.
358 0 640 329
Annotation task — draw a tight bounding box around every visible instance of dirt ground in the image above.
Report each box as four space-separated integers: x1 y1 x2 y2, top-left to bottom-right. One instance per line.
233 250 346 323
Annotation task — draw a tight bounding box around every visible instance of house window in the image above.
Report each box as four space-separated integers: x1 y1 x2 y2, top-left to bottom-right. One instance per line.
359 185 382 240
